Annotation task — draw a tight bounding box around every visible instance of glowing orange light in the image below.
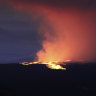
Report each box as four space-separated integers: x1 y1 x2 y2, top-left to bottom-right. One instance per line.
20 61 66 70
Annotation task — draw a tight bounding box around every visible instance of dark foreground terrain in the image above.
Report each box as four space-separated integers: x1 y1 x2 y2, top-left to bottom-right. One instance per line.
0 63 96 96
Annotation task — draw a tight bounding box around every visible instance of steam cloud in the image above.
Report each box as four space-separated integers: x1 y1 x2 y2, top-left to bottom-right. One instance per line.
4 0 96 62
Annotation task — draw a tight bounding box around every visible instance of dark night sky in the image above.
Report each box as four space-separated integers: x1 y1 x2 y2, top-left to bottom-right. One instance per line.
0 0 96 63
0 2 42 63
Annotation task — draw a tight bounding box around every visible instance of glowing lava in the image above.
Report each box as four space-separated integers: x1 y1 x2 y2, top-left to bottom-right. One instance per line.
20 61 66 70
46 63 66 70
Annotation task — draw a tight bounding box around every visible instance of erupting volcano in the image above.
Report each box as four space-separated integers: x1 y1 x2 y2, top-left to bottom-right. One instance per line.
7 0 96 69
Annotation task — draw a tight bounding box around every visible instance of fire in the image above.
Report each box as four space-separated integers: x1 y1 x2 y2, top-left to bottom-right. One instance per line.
20 61 66 70
46 63 66 70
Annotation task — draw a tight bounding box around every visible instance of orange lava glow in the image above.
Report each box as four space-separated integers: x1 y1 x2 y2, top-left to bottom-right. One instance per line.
20 61 66 70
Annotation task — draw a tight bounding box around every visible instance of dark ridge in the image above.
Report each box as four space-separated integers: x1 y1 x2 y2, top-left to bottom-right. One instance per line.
0 63 96 96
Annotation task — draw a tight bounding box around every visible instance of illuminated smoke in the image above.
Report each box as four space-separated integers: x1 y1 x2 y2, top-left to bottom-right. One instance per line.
5 0 96 63
36 10 96 62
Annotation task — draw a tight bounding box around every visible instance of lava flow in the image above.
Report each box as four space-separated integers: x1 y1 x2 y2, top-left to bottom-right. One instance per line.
20 61 66 70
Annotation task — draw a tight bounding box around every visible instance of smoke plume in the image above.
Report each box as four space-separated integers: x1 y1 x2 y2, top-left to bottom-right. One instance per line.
5 0 96 62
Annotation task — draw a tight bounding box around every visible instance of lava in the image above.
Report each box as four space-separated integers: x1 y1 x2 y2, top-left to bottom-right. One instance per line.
20 61 66 70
